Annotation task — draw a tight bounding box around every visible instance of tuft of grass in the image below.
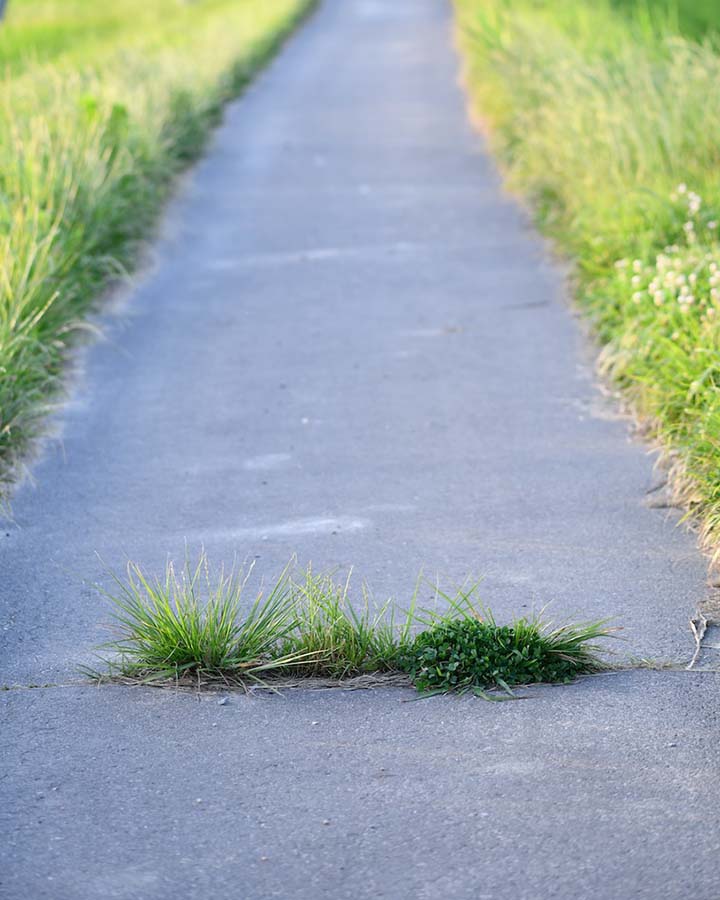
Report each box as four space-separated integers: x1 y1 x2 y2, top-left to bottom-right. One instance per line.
278 568 416 678
91 556 613 693
0 0 314 498
454 0 720 566
399 587 612 695
95 555 307 684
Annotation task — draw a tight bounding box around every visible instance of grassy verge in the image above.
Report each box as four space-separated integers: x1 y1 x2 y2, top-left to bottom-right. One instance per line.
454 0 720 566
89 553 612 696
612 0 720 40
0 0 314 496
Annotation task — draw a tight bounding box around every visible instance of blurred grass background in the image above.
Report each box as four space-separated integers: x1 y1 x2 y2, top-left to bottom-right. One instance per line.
455 0 720 564
612 0 720 39
0 0 274 71
0 0 313 496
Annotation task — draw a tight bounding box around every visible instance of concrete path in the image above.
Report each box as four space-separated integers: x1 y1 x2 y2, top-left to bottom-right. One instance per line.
2 1 719 898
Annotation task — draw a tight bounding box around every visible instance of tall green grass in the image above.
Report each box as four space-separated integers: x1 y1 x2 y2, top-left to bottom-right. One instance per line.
92 553 613 693
612 0 720 40
100 556 305 683
278 567 418 678
455 0 720 565
0 0 313 495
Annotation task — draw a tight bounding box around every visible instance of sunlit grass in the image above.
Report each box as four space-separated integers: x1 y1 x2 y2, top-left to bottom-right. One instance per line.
611 0 720 40
278 567 417 678
96 556 306 683
90 554 613 694
455 0 720 564
0 0 313 495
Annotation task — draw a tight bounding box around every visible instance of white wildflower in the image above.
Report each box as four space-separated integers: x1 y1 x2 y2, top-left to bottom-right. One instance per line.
688 192 702 215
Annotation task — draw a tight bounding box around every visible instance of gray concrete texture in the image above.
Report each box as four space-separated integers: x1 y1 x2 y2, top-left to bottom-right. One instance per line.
2 0 719 898
3 674 720 900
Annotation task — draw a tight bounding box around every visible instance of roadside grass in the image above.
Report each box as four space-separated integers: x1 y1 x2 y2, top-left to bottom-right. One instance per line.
0 0 314 497
90 554 614 695
454 0 720 566
611 0 720 40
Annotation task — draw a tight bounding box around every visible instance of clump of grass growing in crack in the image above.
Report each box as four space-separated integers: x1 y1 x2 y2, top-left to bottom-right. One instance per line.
399 586 614 696
90 556 614 693
278 568 416 678
95 555 306 684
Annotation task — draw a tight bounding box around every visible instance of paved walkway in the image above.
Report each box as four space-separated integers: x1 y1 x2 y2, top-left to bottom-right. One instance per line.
2 2 719 898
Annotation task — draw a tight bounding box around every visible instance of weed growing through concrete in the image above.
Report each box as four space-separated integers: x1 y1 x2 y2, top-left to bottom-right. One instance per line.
92 554 614 695
278 567 417 678
398 588 612 697
96 556 309 684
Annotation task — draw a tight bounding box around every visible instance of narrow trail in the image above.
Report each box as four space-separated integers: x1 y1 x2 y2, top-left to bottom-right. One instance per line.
2 2 719 898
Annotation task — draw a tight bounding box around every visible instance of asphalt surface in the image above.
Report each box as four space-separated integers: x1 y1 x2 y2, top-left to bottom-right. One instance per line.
3 674 720 900
2 0 718 898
